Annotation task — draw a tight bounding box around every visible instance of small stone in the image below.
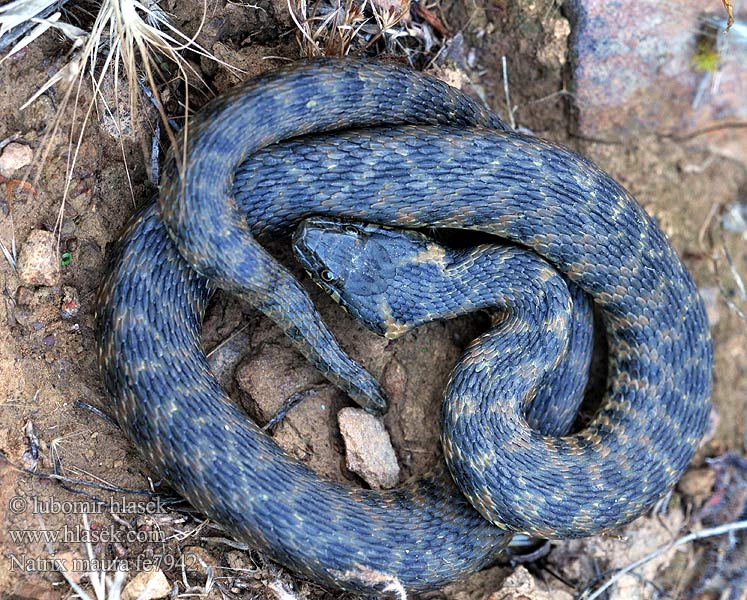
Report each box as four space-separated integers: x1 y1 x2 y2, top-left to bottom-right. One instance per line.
537 18 571 68
65 237 79 252
60 219 76 238
61 286 80 319
235 342 322 421
698 287 720 327
17 229 60 287
43 334 55 347
0 142 33 177
207 329 251 389
488 566 573 600
235 342 345 481
338 407 400 489
121 569 171 600
428 64 468 90
69 192 90 214
12 307 31 326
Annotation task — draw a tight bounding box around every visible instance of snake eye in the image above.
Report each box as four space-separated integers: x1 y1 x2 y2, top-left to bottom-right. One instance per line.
343 224 359 235
319 269 337 283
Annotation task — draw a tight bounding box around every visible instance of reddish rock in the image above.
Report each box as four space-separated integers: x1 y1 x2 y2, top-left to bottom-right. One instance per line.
568 0 746 160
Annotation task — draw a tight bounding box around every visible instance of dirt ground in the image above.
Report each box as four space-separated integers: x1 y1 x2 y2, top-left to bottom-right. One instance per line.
0 1 745 599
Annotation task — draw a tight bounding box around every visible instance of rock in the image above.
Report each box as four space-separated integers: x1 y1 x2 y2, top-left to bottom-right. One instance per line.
537 17 571 68
60 219 76 238
0 142 33 177
235 342 323 421
235 342 346 481
17 230 60 286
427 65 468 90
69 192 90 214
567 0 747 159
338 407 400 488
488 566 573 600
121 569 171 600
61 286 80 319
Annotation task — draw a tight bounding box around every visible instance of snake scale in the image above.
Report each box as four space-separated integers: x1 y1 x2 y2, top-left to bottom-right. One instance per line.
95 59 712 593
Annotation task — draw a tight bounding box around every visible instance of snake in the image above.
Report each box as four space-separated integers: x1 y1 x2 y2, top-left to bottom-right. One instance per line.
95 58 713 593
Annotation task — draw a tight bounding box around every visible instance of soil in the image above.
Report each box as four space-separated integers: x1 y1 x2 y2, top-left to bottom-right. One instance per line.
0 1 745 599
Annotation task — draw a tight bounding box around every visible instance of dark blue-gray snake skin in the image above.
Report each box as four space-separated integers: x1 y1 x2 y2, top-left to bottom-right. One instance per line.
95 59 712 593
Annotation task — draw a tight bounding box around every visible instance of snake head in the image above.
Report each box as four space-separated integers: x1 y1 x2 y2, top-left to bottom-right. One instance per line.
293 216 434 339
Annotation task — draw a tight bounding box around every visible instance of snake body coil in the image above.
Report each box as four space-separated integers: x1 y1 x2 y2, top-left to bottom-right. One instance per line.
96 59 712 593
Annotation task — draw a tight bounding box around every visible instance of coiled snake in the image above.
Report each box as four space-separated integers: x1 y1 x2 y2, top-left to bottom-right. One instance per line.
96 59 712 593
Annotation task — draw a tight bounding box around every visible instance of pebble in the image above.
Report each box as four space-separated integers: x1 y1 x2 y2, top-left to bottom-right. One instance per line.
487 566 573 600
64 237 79 252
121 569 171 600
338 407 400 489
42 334 54 347
698 287 720 327
0 142 33 178
60 219 76 238
61 286 80 319
17 229 60 287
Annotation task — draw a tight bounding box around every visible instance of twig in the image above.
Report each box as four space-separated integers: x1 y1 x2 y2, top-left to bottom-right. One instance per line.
712 230 747 329
697 201 720 251
0 0 70 53
580 520 747 600
722 0 734 32
205 322 250 359
501 55 515 130
74 400 119 427
0 450 178 499
659 120 747 142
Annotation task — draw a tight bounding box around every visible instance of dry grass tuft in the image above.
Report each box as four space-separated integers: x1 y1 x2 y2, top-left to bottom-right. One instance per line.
1 0 242 253
288 0 447 66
